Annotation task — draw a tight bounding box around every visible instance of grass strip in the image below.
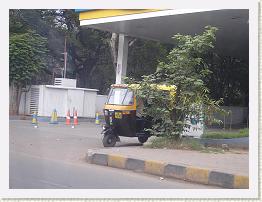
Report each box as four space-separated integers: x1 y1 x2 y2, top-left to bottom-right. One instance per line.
202 128 248 139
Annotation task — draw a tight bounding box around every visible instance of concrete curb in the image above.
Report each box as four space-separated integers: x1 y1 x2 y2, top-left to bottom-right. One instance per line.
86 151 248 189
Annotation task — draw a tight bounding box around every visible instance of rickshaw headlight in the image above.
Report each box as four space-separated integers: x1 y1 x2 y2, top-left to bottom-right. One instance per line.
104 110 108 116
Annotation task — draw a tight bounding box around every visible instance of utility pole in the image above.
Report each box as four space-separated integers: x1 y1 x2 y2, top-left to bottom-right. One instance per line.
62 36 67 78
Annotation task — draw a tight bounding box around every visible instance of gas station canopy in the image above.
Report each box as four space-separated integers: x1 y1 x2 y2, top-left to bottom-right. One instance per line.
78 9 248 84
78 9 248 60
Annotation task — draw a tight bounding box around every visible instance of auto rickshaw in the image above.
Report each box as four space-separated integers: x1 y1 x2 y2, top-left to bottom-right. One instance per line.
101 83 176 147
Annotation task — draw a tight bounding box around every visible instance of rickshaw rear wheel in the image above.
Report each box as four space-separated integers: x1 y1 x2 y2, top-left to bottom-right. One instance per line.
138 136 148 144
103 134 117 147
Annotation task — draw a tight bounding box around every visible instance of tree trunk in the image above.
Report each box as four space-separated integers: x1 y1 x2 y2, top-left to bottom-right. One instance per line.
171 85 181 123
109 33 118 71
9 83 22 115
9 83 16 115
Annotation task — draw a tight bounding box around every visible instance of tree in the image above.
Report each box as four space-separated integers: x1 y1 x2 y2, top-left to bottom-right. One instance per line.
10 9 247 109
9 10 173 95
9 31 48 114
43 10 115 90
127 39 170 80
127 26 225 139
203 53 249 107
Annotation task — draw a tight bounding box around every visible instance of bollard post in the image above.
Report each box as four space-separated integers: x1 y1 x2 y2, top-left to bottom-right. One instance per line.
32 111 38 128
95 112 100 125
50 109 58 124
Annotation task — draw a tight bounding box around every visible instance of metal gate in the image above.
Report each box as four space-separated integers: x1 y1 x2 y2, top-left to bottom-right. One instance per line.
29 87 40 115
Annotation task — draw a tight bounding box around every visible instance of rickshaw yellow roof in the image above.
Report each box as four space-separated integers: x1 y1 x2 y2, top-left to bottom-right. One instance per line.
111 84 129 88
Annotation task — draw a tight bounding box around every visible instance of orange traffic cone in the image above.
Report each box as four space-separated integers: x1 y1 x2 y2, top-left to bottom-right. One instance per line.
66 109 71 125
73 110 78 125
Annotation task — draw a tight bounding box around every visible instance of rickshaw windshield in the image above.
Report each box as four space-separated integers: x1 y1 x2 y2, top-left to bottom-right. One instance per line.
107 88 134 105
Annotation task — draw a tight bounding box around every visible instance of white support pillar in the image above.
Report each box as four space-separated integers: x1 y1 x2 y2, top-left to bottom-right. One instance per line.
115 34 129 84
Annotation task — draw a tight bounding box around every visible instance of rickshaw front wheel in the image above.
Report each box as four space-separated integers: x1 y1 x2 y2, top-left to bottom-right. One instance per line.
138 136 148 144
103 134 117 147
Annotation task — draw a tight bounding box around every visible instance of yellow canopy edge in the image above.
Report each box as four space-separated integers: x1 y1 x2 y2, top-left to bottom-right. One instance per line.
79 9 160 21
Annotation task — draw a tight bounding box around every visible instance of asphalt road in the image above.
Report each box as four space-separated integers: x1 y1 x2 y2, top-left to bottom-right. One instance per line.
10 151 216 189
9 120 217 189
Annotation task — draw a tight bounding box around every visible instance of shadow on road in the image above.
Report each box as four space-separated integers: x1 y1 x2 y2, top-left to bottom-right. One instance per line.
116 143 143 147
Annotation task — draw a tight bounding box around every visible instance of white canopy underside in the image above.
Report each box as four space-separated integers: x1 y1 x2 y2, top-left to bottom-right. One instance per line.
80 9 248 60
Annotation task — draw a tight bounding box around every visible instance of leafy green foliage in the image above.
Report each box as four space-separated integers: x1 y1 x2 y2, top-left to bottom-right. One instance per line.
127 26 226 138
9 31 48 86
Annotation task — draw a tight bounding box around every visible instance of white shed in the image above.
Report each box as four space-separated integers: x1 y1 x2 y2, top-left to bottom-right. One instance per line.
19 81 99 118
